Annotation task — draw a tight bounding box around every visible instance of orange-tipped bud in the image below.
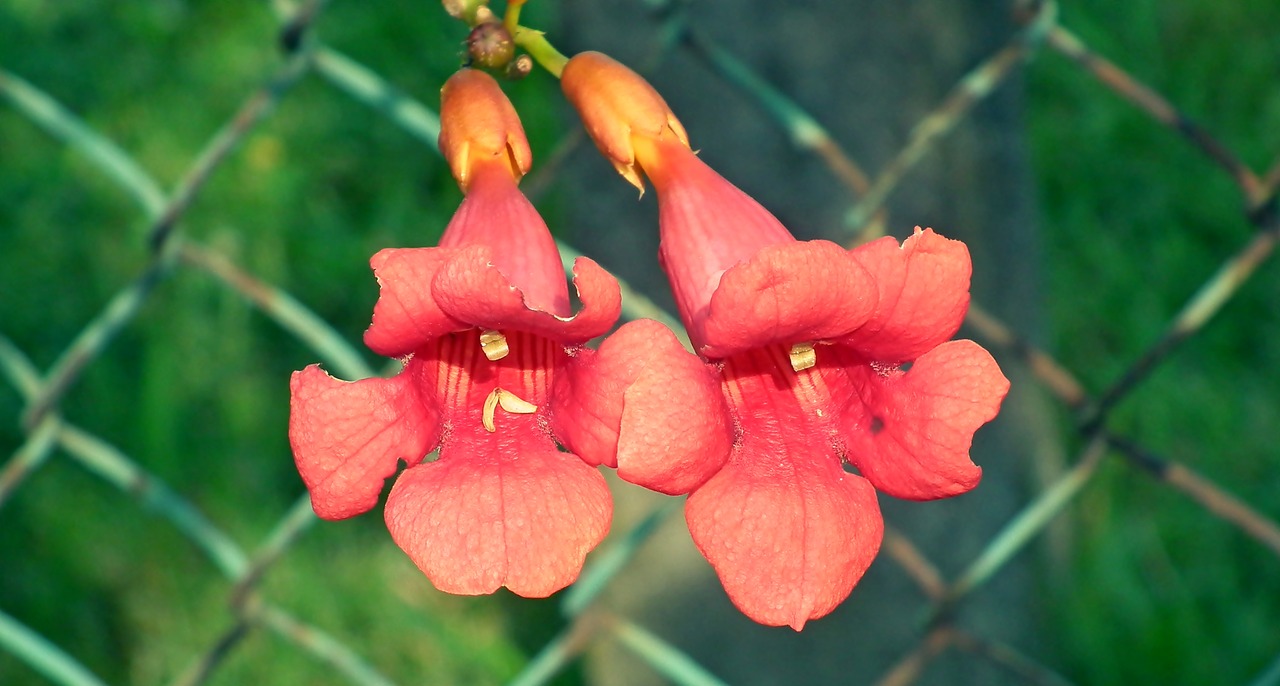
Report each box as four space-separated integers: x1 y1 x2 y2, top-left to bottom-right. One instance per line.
561 51 689 193
439 69 533 191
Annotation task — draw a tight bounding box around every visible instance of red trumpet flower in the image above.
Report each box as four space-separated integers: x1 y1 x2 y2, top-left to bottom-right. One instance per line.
289 69 621 597
561 52 1010 629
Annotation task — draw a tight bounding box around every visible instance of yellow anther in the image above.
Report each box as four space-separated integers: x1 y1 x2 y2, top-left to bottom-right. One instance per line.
788 342 817 372
481 388 538 433
479 330 509 361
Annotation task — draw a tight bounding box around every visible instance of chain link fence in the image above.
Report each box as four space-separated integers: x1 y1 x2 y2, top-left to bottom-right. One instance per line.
2 0 1278 684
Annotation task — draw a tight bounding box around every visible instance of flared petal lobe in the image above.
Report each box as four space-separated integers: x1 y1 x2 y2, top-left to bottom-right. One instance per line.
432 247 621 344
364 158 591 357
384 439 611 597
364 163 621 353
837 340 1009 500
845 228 973 362
681 344 885 630
553 318 733 493
685 448 883 630
365 248 466 358
700 241 877 359
289 362 439 520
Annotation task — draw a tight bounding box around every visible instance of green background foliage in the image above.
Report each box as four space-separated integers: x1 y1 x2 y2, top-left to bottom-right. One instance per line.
1 1 1277 684
1027 2 1280 683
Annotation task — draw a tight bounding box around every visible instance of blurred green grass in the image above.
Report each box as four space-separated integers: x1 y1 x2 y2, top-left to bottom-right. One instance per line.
1 0 1278 684
1027 1 1280 684
0 2 563 684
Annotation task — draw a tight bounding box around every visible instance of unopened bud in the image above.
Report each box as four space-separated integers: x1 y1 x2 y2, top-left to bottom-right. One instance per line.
438 69 533 190
442 0 468 18
505 54 534 81
442 0 488 20
467 21 515 70
561 51 689 193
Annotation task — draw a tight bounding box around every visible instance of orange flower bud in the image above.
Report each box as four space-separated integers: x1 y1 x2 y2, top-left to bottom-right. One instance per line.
438 69 533 191
561 51 689 193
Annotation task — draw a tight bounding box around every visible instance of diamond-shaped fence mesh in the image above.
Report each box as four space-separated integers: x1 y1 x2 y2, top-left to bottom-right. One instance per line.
2 1 1278 684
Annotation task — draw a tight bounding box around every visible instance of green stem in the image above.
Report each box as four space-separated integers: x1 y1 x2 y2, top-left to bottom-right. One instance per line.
503 0 525 33
514 26 568 78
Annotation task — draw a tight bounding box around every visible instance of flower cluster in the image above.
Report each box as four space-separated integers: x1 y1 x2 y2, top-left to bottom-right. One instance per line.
289 55 1009 629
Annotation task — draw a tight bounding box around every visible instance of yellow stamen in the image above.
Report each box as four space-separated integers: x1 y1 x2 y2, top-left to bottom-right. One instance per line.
479 330 509 361
789 342 817 372
481 388 538 432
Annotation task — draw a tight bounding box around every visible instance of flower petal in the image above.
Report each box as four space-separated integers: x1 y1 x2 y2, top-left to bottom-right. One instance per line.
437 159 572 316
289 362 438 520
384 441 611 597
685 446 883 630
433 248 621 343
845 228 972 362
700 241 877 359
840 339 1009 500
365 247 467 358
642 139 795 341
553 319 733 493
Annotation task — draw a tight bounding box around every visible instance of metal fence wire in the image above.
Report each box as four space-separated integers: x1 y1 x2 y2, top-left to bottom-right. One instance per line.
2 0 1279 684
